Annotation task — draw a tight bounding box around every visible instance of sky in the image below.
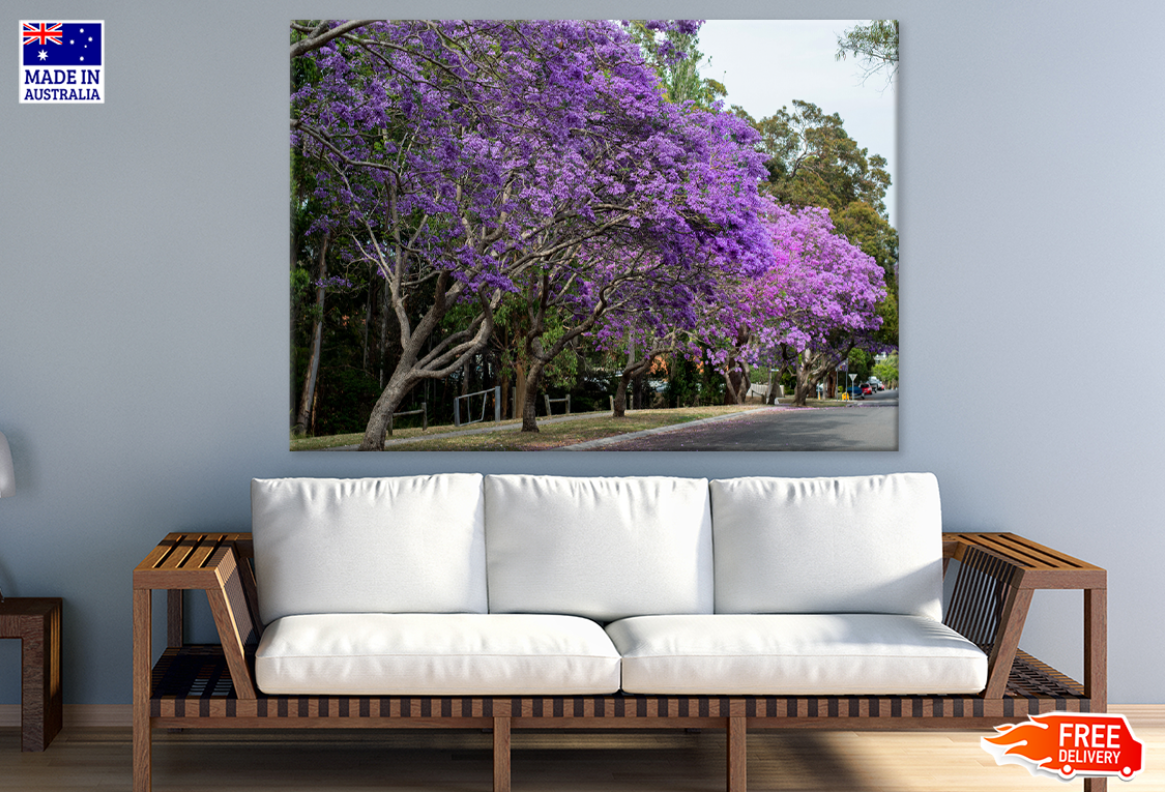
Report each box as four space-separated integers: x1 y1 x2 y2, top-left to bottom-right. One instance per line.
696 20 898 227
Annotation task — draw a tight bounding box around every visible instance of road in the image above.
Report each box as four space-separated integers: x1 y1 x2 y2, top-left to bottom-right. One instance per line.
587 390 898 451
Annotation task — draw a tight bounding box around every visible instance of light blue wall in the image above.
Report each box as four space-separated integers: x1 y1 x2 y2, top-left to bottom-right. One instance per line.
2 0 1162 706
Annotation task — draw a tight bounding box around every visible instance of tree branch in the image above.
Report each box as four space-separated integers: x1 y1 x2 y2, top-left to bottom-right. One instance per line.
291 20 378 59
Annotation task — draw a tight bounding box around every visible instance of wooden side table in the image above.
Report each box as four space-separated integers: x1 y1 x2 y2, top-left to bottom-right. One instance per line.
0 597 62 751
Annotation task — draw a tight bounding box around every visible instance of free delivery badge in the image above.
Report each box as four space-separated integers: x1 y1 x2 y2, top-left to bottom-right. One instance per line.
982 712 1144 781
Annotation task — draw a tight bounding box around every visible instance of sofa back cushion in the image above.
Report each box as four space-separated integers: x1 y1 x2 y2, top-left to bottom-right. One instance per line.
710 473 943 620
252 475 486 624
485 475 713 621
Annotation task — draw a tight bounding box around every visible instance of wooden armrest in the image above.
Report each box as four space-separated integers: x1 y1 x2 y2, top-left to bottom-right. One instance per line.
943 532 1106 589
135 533 260 699
942 532 1106 701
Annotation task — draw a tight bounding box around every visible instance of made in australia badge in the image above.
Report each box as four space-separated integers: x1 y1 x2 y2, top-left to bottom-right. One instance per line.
20 21 105 104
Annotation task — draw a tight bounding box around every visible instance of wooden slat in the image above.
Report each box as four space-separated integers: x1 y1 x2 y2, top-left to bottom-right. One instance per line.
204 547 256 700
232 549 263 642
978 533 1097 570
181 535 223 571
135 533 256 592
983 587 1033 698
944 532 1106 588
945 545 1023 647
147 646 1093 726
135 534 220 590
136 533 181 572
156 534 205 571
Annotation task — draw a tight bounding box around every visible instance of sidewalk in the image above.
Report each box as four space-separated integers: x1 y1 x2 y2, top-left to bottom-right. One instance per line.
320 407 783 451
559 407 785 450
320 411 622 451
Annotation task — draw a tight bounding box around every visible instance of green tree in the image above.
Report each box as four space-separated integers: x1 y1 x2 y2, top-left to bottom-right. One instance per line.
753 100 892 219
833 201 898 349
847 348 874 384
873 353 899 388
748 102 898 371
836 20 899 85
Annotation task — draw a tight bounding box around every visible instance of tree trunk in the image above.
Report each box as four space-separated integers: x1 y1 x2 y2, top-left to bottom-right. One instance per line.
618 342 636 417
520 283 549 433
633 373 647 409
520 356 546 432
290 210 302 427
513 364 527 423
379 282 390 389
293 235 328 436
723 363 750 405
792 360 814 407
358 268 497 450
359 370 413 450
616 353 658 417
362 284 373 373
612 373 630 418
765 369 777 405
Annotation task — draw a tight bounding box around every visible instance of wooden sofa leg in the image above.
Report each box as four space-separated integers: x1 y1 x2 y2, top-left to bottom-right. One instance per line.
493 716 511 792
132 588 152 792
728 716 746 792
1084 778 1107 791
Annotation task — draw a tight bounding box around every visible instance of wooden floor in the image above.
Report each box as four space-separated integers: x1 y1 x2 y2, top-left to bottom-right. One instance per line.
2 707 1163 791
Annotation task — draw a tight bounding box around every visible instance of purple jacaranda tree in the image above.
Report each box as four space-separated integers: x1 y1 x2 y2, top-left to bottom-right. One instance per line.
736 203 887 406
645 199 887 406
509 100 770 431
589 238 757 419
292 19 768 444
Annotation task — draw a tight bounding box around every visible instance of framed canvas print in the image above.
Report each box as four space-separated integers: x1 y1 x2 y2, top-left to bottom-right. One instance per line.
290 19 897 451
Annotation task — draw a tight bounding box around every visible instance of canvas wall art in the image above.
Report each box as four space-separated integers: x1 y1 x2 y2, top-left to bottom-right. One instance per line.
289 19 898 451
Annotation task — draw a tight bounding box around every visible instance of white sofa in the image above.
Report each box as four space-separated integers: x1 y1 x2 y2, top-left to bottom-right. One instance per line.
249 473 986 699
133 471 1108 792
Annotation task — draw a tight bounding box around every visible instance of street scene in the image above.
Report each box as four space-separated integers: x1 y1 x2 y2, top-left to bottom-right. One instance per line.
307 387 898 452
584 390 898 452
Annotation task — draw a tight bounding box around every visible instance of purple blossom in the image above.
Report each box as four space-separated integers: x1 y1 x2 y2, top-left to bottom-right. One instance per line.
313 275 353 289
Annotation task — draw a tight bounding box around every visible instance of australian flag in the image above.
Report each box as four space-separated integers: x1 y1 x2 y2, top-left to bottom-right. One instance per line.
22 22 102 67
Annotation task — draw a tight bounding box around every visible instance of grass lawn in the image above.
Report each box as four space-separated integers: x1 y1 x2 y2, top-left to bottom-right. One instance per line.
291 405 763 452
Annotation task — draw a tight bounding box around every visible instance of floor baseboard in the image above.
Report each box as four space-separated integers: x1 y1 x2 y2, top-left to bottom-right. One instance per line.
0 704 131 728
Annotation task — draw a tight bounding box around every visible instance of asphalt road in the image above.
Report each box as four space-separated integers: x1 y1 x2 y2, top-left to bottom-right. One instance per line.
594 390 898 451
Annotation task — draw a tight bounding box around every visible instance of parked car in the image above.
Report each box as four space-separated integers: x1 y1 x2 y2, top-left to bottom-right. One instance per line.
860 383 874 396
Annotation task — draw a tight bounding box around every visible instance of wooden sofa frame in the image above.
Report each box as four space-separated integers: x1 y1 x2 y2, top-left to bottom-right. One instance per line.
133 532 1107 792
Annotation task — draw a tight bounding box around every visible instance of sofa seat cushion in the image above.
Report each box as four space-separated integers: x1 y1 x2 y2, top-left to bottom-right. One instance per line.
605 614 987 695
255 613 622 696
